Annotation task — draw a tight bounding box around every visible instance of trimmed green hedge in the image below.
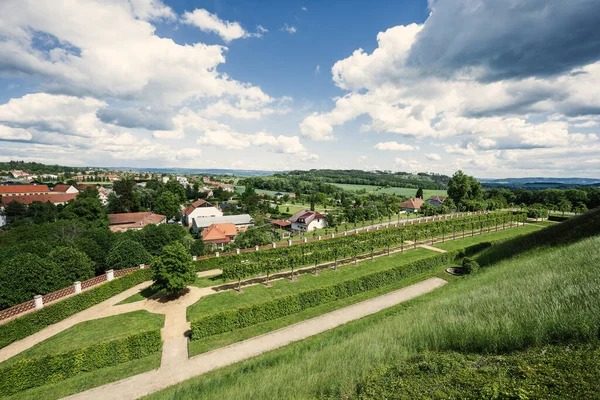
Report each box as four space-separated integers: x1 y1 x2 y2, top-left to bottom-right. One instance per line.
548 215 570 222
190 251 458 340
0 268 153 350
0 330 161 396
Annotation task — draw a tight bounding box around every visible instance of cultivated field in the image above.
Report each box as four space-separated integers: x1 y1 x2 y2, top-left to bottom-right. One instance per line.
331 183 447 198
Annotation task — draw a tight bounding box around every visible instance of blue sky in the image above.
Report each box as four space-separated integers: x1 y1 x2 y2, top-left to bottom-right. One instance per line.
0 0 599 177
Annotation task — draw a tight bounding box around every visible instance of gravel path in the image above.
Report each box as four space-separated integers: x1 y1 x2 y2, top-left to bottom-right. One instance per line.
65 277 447 400
418 244 448 253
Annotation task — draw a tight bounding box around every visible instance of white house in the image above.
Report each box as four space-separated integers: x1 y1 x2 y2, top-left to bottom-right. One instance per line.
289 210 327 232
52 184 79 194
182 199 223 227
191 214 253 234
176 176 189 188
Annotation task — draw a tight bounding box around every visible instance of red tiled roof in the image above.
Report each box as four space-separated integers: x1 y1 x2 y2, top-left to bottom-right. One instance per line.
0 193 77 205
399 198 424 209
270 219 292 228
0 184 50 194
108 212 166 232
201 223 237 243
52 184 74 193
183 199 213 216
427 196 447 202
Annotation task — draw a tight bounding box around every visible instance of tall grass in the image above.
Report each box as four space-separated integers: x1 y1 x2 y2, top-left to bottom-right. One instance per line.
146 234 600 400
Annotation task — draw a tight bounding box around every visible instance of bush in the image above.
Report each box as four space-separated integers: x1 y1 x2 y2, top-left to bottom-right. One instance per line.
527 205 549 219
190 251 458 340
189 239 205 257
0 330 161 396
106 239 153 270
0 268 152 350
461 257 480 274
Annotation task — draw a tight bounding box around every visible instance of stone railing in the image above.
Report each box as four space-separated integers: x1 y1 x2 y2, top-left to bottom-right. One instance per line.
0 264 147 324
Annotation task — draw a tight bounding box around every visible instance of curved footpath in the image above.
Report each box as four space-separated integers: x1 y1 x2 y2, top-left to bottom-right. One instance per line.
65 277 447 400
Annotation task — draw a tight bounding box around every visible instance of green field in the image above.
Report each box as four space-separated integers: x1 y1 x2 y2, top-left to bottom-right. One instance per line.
331 183 447 198
147 213 600 399
2 311 164 365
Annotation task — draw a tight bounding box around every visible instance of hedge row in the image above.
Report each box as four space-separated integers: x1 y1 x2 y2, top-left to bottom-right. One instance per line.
190 251 459 340
548 215 570 222
0 268 153 350
0 329 161 396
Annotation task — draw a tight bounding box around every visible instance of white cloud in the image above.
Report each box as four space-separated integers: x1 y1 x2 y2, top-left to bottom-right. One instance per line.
182 9 247 42
129 0 176 21
425 153 441 161
282 23 297 34
374 141 419 151
315 65 320 75
302 7 308 11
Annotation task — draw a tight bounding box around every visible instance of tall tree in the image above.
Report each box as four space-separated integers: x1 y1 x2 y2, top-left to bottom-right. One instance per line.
447 170 482 210
110 179 140 213
152 242 195 297
153 191 180 220
416 187 424 199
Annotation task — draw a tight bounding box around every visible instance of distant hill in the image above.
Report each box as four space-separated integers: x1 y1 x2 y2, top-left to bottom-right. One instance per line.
480 177 600 189
118 167 282 177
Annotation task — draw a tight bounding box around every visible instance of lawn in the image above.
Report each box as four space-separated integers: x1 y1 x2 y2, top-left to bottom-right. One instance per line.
2 311 164 365
332 183 447 198
186 247 436 321
117 286 157 305
146 227 600 399
433 223 542 251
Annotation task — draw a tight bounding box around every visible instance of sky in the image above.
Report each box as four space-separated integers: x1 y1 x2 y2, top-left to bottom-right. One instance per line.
0 0 600 178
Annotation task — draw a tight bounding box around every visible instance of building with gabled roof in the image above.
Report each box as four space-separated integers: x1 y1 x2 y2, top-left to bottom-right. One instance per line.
0 184 50 197
191 214 253 234
426 196 447 207
289 209 326 232
52 184 79 194
108 212 166 232
182 199 223 227
399 197 424 213
0 193 77 206
201 223 238 249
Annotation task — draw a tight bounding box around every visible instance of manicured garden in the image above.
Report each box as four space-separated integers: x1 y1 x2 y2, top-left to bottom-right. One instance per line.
146 211 600 399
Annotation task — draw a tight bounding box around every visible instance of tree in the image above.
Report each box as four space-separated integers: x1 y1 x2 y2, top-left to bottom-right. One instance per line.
153 191 180 220
66 190 107 226
141 223 187 256
447 170 482 210
48 246 95 284
0 254 62 309
2 201 27 223
420 202 435 216
164 180 186 203
416 187 424 199
152 242 195 297
110 179 140 212
106 239 152 270
558 199 572 215
234 227 275 248
189 239 205 256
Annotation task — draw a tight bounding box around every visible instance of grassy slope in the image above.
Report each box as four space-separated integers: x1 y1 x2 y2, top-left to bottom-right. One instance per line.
2 311 164 365
347 344 600 400
331 183 447 198
186 248 435 321
434 223 541 251
146 225 600 399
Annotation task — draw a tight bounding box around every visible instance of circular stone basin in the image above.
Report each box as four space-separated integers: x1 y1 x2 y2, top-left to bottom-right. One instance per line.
445 267 467 276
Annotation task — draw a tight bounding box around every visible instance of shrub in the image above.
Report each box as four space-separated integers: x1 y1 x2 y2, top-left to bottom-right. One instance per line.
0 330 161 396
548 215 570 222
0 268 152 350
461 257 480 274
189 239 205 257
106 239 153 270
190 251 458 340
